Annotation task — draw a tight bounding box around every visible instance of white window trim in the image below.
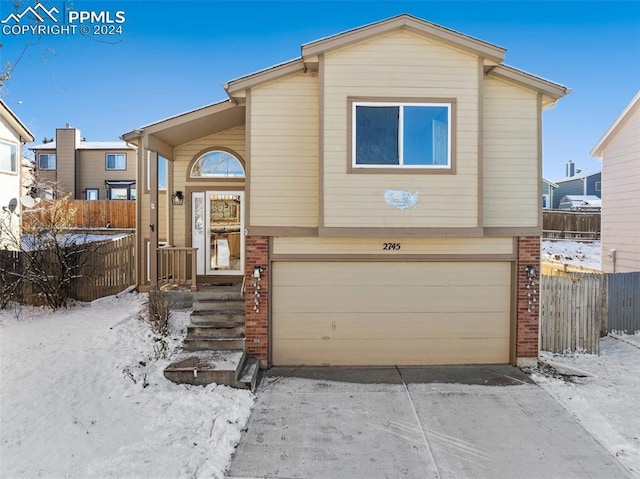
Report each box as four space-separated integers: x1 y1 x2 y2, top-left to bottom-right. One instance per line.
351 101 452 169
0 140 18 174
85 188 99 200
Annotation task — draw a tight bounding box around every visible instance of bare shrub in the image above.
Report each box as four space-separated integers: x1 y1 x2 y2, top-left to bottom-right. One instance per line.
143 286 172 337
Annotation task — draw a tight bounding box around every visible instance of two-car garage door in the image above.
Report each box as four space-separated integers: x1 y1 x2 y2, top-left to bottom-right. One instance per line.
272 262 512 366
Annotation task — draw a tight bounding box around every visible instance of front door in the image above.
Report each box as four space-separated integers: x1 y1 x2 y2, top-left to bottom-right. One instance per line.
192 191 244 275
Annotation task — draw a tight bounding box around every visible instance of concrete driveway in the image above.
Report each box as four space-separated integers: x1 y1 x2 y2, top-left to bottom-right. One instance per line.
227 366 631 479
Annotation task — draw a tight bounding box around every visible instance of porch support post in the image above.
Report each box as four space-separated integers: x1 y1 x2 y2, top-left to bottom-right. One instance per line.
148 142 159 288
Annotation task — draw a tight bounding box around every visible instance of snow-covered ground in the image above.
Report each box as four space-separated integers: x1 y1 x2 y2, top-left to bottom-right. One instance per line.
542 239 602 270
530 335 640 477
0 293 254 479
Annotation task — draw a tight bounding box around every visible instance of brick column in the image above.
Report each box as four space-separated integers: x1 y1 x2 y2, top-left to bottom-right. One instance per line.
245 236 269 366
516 236 540 366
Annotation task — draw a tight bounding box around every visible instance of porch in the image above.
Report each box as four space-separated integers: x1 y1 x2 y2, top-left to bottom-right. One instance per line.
157 245 247 294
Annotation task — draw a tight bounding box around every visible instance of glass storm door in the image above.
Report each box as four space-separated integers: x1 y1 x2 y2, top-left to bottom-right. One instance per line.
203 191 244 275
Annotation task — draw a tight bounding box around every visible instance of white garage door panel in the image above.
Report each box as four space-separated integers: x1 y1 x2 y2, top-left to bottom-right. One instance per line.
272 262 511 366
275 285 509 313
274 338 510 366
273 312 509 340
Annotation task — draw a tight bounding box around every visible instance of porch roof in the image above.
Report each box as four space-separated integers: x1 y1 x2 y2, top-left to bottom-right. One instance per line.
122 100 245 148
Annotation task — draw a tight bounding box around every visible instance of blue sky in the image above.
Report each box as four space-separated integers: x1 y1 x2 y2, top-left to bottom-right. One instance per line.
1 0 638 181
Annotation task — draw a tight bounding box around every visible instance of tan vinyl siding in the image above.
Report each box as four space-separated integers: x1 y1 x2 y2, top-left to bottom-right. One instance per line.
249 73 318 227
55 128 78 197
483 77 539 227
172 126 246 247
322 30 479 228
601 103 640 272
272 236 513 256
273 261 511 366
76 149 135 199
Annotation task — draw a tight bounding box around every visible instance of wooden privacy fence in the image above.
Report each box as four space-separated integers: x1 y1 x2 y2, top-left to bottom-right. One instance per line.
74 234 136 301
540 273 606 354
23 200 135 229
541 270 640 354
543 211 600 240
607 271 640 335
0 234 135 305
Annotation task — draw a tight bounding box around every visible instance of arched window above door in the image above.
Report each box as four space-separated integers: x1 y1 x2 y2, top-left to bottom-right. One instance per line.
190 150 245 178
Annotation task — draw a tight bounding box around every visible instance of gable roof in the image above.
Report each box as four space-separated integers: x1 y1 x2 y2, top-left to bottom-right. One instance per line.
590 90 640 157
224 13 569 102
122 99 245 148
554 171 601 184
0 99 35 143
301 14 506 62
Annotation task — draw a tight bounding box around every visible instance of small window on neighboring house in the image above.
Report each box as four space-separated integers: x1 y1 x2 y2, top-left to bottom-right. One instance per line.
190 150 245 178
0 141 17 173
85 189 99 200
106 153 126 170
595 181 602 192
352 101 452 169
105 180 135 200
38 153 56 170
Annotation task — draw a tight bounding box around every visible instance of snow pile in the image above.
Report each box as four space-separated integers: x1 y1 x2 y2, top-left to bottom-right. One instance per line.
0 293 254 479
542 239 602 270
530 335 640 476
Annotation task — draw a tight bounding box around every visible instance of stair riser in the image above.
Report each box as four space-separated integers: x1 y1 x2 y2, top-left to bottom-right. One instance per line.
183 339 245 351
191 312 245 324
193 300 244 312
164 370 249 389
194 291 243 302
188 326 245 338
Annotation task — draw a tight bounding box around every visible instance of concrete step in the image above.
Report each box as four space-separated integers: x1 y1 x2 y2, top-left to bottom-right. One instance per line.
194 290 244 302
183 337 245 351
187 324 245 339
193 299 244 312
191 310 245 324
164 350 249 388
239 357 260 392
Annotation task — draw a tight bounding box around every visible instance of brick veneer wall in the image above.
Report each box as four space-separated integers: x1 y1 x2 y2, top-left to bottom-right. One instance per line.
516 236 541 363
245 236 269 363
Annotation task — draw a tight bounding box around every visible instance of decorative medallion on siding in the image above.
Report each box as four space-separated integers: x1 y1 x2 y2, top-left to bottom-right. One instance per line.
384 189 420 210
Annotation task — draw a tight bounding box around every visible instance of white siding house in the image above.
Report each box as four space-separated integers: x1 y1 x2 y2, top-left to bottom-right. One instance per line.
591 91 640 273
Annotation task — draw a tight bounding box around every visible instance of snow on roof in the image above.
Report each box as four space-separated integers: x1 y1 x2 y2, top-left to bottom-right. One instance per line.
30 140 136 150
554 170 601 183
559 195 602 207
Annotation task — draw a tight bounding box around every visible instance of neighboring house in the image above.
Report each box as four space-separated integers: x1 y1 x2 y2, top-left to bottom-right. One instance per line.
591 91 640 273
542 178 557 209
558 195 601 211
123 14 569 368
0 99 35 249
552 161 601 209
30 124 138 200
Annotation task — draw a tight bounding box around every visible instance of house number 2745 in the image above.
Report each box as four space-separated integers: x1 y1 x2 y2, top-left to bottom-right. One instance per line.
383 243 401 251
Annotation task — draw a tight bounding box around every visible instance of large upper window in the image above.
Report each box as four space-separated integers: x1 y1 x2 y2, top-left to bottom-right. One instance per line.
191 150 245 178
38 153 56 170
106 153 126 170
0 141 17 173
352 102 451 169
